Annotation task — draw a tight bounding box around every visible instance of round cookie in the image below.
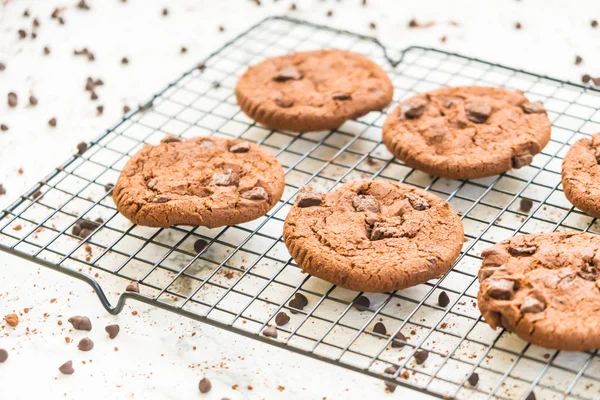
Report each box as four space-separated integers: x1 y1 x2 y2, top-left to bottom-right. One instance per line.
478 232 600 351
235 49 393 132
382 86 552 180
561 132 600 218
283 181 464 293
114 136 285 228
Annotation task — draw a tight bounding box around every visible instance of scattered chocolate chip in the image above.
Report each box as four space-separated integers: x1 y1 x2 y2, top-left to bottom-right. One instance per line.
211 169 239 186
152 195 169 203
240 187 269 201
354 295 370 311
51 8 61 19
515 22 522 29
508 245 536 256
199 377 212 393
180 46 187 54
79 228 93 238
59 17 65 24
71 224 82 237
438 291 450 307
526 391 536 400
94 79 103 86
262 325 277 338
465 101 492 123
59 360 74 375
33 17 40 27
18 29 27 39
121 57 129 65
211 81 221 89
218 25 225 32
77 337 94 351
194 239 208 253
593 77 600 87
332 92 351 101
486 279 515 300
294 293 308 308
23 9 30 17
229 142 250 153
85 78 94 91
253 0 261 5
296 187 322 207
161 135 182 143
126 281 140 293
414 349 429 364
326 10 333 17
373 322 387 335
522 101 546 114
584 74 594 83
104 183 114 193
0 349 7 363
29 95 38 106
275 311 290 326
575 55 583 65
519 198 533 213
162 8 168 16
77 142 88 154
196 62 206 70
405 192 430 210
90 91 98 100
384 365 398 375
467 372 479 386
96 105 104 115
31 32 37 39
409 19 418 27
0 185 5 195
512 153 533 169
369 22 376 29
391 332 407 348
105 324 120 339
520 296 546 313
78 219 99 230
592 20 598 28
48 117 57 127
369 222 401 241
0 124 7 132
353 195 380 213
67 316 92 331
273 66 303 82
77 0 90 10
8 92 17 107
32 189 42 199
43 46 50 55
401 97 428 119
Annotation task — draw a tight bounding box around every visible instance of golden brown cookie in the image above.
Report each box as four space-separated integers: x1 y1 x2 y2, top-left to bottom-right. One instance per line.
283 181 464 293
235 49 393 132
382 86 552 180
114 136 285 228
561 133 600 217
478 232 600 351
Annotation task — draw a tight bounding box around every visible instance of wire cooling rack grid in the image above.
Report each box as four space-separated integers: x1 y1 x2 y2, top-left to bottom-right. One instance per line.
1 16 600 400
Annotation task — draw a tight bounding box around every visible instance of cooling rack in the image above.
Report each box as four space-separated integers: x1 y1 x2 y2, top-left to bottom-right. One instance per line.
1 16 600 400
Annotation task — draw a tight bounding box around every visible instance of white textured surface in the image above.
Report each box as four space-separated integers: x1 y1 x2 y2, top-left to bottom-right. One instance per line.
0 1 598 399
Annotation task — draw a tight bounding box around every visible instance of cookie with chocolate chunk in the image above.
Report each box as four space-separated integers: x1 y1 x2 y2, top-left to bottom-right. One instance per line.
382 86 551 180
114 136 285 228
235 49 393 132
562 132 600 217
478 232 600 351
283 181 463 292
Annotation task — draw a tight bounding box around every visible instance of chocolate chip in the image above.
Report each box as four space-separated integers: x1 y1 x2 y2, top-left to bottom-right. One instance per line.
0 124 7 132
401 97 428 119
77 0 90 10
43 46 50 55
486 279 515 300
290 3 296 10
414 350 429 364
77 142 88 154
512 153 533 169
121 57 129 65
104 183 114 193
211 169 239 186
0 349 8 363
273 66 303 82
0 185 5 195
8 92 17 107
196 62 206 70
592 20 599 28
438 291 450 307
48 117 57 127
78 337 94 351
79 219 99 230
152 195 169 203
332 92 351 101
526 392 536 400
275 311 290 326
79 228 93 238
105 324 120 339
405 192 430 210
515 22 522 29
465 101 492 123
262 325 277 338
578 263 600 281
575 55 583 65
294 293 308 308
583 74 593 84
59 360 74 375
32 189 42 199
218 25 225 32
353 195 380 213
467 372 479 386
354 295 370 311
229 142 250 153
373 322 387 335
369 22 376 29
522 101 546 114
0 63 5 71
508 245 536 256
23 9 30 17
161 135 181 143
199 377 211 393
288 298 303 314
274 95 294 108
391 332 407 348
96 105 104 115
162 8 169 16
29 95 38 106
520 296 545 313
18 29 27 39
296 187 322 208
123 105 131 114
384 365 398 375
240 187 269 201
95 217 104 224
68 316 92 331
90 91 98 100
71 224 82 236
369 222 400 241
194 239 208 253
519 198 533 213
126 281 140 293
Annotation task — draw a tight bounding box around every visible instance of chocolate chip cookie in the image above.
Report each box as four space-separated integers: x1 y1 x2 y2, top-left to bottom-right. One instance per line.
114 136 285 228
382 86 552 180
561 133 600 217
283 181 464 293
235 49 393 132
478 232 600 351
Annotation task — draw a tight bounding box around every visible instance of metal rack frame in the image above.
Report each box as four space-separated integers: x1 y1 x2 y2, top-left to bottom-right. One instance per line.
1 16 600 400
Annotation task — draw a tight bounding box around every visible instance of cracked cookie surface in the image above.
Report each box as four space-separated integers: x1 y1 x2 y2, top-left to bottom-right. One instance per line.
283 181 464 293
114 136 285 228
382 86 551 180
561 132 600 218
478 232 600 351
235 49 393 132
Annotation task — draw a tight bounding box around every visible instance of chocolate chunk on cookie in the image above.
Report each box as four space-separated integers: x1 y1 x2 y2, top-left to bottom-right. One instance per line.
478 232 600 351
382 86 551 180
236 49 393 132
562 133 600 218
283 181 463 293
114 137 285 228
